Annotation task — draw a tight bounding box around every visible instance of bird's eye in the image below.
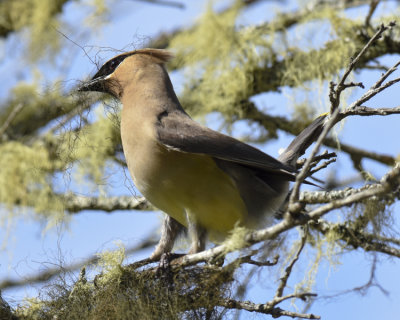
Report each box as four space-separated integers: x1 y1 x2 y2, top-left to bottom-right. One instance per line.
108 57 123 71
108 61 116 70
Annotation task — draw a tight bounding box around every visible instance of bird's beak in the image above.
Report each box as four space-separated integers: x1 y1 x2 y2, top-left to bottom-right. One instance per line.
77 76 108 93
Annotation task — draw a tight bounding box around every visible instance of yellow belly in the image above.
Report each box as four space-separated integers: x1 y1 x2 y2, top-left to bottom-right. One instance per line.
129 143 248 236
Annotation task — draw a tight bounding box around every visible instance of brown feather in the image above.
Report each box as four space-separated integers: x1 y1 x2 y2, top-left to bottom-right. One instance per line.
129 48 174 64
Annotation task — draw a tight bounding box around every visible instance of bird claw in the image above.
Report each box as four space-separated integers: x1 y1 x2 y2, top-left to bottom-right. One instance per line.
155 252 184 275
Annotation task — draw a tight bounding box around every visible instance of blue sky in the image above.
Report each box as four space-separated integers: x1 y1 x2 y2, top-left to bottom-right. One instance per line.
1 1 399 319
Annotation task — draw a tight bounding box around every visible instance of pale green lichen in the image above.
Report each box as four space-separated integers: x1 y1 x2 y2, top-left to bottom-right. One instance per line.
0 0 63 61
0 141 64 225
94 241 126 286
0 0 109 62
15 245 234 320
17 297 44 320
169 3 361 125
0 99 119 228
54 111 120 186
169 2 272 118
222 224 250 254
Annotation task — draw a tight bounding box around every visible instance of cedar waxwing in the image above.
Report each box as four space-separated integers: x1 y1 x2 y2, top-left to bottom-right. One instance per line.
79 49 326 259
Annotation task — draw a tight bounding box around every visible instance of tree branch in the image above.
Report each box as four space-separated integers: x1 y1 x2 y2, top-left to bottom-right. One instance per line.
329 22 395 113
340 105 400 117
241 102 397 166
289 109 339 210
305 162 400 221
300 184 400 204
165 163 400 268
275 228 308 298
310 219 400 258
220 298 320 319
131 0 185 9
63 193 152 213
0 103 24 140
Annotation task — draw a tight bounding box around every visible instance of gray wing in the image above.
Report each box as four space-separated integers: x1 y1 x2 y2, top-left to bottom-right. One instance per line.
156 111 296 176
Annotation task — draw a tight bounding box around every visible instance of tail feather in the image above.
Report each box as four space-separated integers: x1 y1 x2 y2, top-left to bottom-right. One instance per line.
278 114 327 166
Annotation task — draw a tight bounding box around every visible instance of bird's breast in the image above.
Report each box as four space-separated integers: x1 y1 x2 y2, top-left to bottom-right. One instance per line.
120 119 248 235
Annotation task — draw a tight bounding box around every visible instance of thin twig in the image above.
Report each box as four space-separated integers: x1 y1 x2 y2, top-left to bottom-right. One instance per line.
299 183 400 204
340 105 400 118
63 193 151 213
131 0 185 9
221 298 320 319
49 104 91 135
235 253 279 267
330 22 395 113
305 163 400 220
290 22 396 209
170 163 400 268
310 219 400 258
350 77 400 108
296 150 337 169
267 292 317 309
275 227 308 298
309 158 337 176
371 60 400 89
0 103 24 138
289 108 340 210
0 237 157 290
365 0 381 27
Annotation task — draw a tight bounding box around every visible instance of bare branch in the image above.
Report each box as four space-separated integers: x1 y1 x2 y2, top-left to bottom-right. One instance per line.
287 24 399 208
350 77 400 108
131 0 185 9
308 158 337 176
232 252 279 267
371 60 400 89
306 162 400 220
365 0 381 27
300 184 400 204
0 103 24 139
334 58 400 124
268 292 318 308
63 193 152 213
340 105 400 117
162 163 400 269
310 219 400 258
330 22 395 113
289 108 340 210
220 298 320 319
275 228 308 298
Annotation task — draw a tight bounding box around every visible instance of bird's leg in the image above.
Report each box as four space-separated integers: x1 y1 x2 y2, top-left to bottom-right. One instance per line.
150 215 184 260
186 211 207 254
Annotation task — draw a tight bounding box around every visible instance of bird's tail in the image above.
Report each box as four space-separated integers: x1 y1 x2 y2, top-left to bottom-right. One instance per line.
278 114 327 166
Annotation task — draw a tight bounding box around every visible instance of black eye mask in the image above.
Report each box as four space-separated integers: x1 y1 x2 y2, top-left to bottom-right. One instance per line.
92 53 133 80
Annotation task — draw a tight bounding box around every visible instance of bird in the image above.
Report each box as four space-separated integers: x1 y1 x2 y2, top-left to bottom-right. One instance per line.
79 48 326 259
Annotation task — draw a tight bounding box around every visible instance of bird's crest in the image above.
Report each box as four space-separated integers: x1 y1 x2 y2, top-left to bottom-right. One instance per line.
132 48 174 63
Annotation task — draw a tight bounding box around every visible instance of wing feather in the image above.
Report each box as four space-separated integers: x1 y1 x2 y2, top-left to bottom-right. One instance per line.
156 112 295 176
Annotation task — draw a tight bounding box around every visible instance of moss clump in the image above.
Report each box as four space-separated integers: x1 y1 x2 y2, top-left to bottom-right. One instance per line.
0 0 109 61
0 100 120 228
54 113 120 185
0 141 64 226
15 258 234 320
170 3 273 118
1 83 76 138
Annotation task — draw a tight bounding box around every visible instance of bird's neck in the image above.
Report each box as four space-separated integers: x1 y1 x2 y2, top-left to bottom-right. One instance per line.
121 70 185 117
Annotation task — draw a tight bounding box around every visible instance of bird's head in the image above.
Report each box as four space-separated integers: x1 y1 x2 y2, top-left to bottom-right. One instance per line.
78 48 174 99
